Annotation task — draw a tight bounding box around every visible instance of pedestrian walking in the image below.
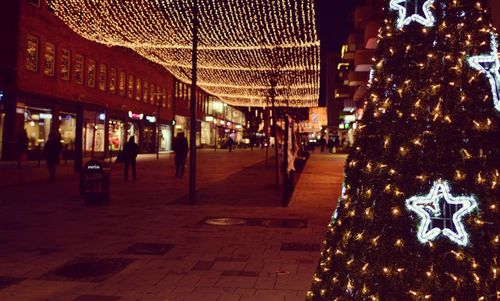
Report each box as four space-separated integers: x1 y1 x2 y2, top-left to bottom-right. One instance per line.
227 136 234 152
123 136 139 180
172 132 189 178
44 132 62 183
319 136 326 152
327 138 334 153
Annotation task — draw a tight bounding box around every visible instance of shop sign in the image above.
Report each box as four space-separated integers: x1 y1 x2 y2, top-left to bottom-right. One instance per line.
145 115 157 123
128 111 144 120
344 114 356 123
39 113 53 120
205 116 214 122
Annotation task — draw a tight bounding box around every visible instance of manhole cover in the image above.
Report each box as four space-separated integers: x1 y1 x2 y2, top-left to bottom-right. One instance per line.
205 218 247 226
43 257 133 282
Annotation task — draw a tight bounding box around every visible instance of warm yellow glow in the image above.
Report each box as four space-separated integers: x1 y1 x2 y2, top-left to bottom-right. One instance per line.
51 0 320 107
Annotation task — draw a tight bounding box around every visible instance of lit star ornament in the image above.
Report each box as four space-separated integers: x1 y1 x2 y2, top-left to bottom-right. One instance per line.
467 33 500 112
406 180 478 246
390 0 436 29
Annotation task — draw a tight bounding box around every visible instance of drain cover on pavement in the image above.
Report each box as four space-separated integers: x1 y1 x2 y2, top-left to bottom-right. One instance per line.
42 257 133 282
205 217 247 226
120 243 175 256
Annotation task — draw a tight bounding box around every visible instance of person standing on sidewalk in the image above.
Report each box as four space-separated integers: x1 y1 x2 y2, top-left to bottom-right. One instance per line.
44 132 62 183
123 136 139 180
172 132 188 178
227 136 234 152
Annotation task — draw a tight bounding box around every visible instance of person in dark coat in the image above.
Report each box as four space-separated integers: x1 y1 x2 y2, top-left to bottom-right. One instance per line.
172 132 189 178
327 138 334 153
123 136 139 180
44 132 62 182
227 136 234 152
319 136 326 152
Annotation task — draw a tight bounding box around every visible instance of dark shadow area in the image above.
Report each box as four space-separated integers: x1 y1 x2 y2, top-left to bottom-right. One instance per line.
173 158 283 207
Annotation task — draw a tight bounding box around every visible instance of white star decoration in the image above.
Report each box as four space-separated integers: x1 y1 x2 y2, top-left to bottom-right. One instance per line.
406 180 478 246
390 0 436 29
467 33 500 112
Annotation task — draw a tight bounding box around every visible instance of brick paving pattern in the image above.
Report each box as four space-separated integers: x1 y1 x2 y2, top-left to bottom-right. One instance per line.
0 150 346 301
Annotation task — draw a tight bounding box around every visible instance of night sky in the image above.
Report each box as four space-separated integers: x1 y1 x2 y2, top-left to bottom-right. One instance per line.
316 0 364 51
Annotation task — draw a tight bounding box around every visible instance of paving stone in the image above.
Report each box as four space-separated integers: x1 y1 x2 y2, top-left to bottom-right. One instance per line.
280 243 320 252
72 295 121 301
120 243 175 256
0 277 24 289
41 257 134 283
0 152 345 299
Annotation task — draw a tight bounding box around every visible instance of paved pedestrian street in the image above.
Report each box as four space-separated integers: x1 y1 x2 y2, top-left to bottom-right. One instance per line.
0 150 346 301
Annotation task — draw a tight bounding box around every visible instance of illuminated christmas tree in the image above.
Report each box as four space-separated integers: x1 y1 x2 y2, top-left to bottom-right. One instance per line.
308 0 499 299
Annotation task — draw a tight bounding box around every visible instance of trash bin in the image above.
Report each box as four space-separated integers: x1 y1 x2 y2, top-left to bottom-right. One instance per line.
80 160 111 204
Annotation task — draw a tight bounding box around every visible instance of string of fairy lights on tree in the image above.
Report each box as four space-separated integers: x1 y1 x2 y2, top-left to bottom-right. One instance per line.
50 0 320 107
307 0 498 300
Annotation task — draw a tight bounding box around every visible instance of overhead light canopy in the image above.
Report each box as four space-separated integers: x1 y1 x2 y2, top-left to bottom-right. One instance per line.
51 0 320 108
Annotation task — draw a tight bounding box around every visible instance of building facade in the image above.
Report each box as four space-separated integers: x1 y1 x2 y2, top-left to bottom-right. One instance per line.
0 0 246 169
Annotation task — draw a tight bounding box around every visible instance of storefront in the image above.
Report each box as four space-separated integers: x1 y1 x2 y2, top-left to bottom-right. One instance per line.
142 115 156 153
59 111 77 155
158 124 172 152
127 111 142 145
201 120 214 147
174 115 188 137
82 110 106 155
24 106 52 151
108 119 125 152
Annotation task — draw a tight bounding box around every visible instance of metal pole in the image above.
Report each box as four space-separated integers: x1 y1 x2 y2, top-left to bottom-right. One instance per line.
189 0 199 205
272 96 279 186
156 102 160 160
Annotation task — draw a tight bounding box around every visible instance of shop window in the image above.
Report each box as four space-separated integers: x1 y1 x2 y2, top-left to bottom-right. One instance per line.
109 120 125 151
82 111 105 153
24 107 52 151
59 112 76 151
127 122 140 145
159 125 172 152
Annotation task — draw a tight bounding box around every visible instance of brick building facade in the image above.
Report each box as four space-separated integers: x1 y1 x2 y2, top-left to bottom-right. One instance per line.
0 0 245 170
